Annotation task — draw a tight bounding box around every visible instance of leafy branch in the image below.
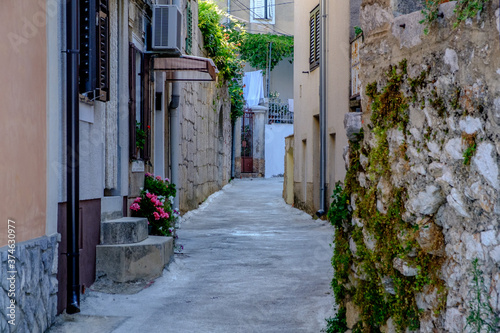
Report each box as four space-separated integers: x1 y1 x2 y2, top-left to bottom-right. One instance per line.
238 33 293 73
199 1 245 121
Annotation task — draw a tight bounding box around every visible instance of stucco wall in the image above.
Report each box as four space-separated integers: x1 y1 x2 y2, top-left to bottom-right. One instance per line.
0 0 48 246
292 0 350 214
214 0 294 36
265 124 294 178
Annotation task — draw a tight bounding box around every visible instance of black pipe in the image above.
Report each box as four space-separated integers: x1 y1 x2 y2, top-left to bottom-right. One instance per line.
66 0 81 314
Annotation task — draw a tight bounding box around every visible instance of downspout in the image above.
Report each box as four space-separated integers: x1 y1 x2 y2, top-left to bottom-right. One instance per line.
170 0 181 211
169 81 180 210
267 42 272 98
66 0 81 313
316 0 327 218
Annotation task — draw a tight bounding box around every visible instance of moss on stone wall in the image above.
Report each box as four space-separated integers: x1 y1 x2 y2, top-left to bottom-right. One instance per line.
328 60 451 332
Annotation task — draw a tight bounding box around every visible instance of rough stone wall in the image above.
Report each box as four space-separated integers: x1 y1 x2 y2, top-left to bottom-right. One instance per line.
0 235 59 332
178 81 232 213
341 1 500 331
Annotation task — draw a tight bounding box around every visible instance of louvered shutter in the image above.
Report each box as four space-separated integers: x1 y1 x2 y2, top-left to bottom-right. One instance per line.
142 54 152 161
97 0 109 101
267 0 274 19
129 44 137 160
253 0 265 19
185 2 193 54
79 0 97 95
309 5 320 70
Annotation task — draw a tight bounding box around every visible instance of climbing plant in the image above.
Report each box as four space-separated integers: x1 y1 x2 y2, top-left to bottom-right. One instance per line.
420 0 491 34
238 33 294 73
198 1 246 121
327 60 449 332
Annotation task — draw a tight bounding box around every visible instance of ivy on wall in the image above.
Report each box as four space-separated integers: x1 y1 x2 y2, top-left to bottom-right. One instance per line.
198 1 246 121
326 60 452 332
420 0 491 34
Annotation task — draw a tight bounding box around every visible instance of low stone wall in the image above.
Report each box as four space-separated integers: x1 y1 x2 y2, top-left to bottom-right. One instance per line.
0 234 59 332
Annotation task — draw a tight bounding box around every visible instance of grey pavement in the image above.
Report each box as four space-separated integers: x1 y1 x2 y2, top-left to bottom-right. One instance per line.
48 178 335 333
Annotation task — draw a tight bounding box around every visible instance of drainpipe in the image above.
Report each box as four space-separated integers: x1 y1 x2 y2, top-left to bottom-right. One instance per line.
66 0 81 314
169 0 181 211
316 0 327 218
169 81 180 210
267 42 272 98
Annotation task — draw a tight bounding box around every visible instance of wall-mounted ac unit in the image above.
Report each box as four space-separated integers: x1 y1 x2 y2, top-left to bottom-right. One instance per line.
152 5 182 55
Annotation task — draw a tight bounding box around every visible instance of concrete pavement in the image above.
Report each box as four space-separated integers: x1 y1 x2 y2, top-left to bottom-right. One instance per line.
48 178 335 332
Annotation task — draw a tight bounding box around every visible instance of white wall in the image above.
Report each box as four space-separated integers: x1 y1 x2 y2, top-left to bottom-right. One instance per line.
265 123 294 178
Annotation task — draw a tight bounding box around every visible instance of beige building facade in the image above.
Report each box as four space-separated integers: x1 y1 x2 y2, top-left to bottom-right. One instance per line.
291 0 359 214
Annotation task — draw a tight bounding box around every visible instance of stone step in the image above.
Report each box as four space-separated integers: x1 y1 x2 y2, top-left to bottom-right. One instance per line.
100 217 148 245
96 236 173 283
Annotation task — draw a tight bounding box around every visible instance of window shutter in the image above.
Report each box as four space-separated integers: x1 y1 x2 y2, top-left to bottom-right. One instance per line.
79 0 97 95
129 44 137 160
185 2 193 55
253 0 265 19
142 54 152 161
97 0 110 101
309 5 320 71
267 0 274 19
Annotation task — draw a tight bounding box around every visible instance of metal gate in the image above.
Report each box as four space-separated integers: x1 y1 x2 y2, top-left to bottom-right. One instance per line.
241 110 254 173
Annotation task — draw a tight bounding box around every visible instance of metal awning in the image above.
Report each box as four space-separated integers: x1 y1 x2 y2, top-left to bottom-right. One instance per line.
153 55 218 82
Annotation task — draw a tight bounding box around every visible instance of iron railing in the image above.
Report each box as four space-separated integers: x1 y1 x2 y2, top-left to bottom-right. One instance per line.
267 99 294 124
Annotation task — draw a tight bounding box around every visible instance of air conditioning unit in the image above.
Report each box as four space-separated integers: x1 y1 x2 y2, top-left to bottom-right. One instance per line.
152 5 182 55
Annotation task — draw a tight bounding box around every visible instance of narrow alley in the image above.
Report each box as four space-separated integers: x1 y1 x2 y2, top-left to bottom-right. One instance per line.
49 178 334 333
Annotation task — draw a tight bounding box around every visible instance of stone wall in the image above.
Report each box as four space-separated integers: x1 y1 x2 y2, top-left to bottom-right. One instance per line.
178 81 232 213
338 1 500 331
0 234 59 332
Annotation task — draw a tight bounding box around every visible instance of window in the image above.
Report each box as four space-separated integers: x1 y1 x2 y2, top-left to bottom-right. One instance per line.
251 0 275 24
129 44 152 161
79 0 110 102
309 5 320 71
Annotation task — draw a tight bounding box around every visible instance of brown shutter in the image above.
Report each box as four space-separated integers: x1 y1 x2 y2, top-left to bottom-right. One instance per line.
97 0 110 101
129 44 137 160
309 5 320 71
142 54 152 161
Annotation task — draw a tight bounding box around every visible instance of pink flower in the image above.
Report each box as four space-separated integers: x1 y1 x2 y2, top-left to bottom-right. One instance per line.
153 199 162 207
153 212 160 220
134 197 141 203
165 178 170 182
156 175 162 180
162 212 169 219
130 203 140 211
145 172 151 177
146 192 153 199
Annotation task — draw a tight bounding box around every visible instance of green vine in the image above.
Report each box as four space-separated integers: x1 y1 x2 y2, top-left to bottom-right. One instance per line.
198 1 245 121
327 60 447 332
238 33 294 73
420 0 491 34
465 258 500 332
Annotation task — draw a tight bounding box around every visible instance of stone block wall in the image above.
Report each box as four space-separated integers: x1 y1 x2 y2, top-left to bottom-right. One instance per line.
337 1 500 331
0 234 59 332
178 81 232 213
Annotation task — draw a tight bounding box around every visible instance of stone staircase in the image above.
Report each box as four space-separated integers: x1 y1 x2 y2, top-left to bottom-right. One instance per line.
95 217 173 283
